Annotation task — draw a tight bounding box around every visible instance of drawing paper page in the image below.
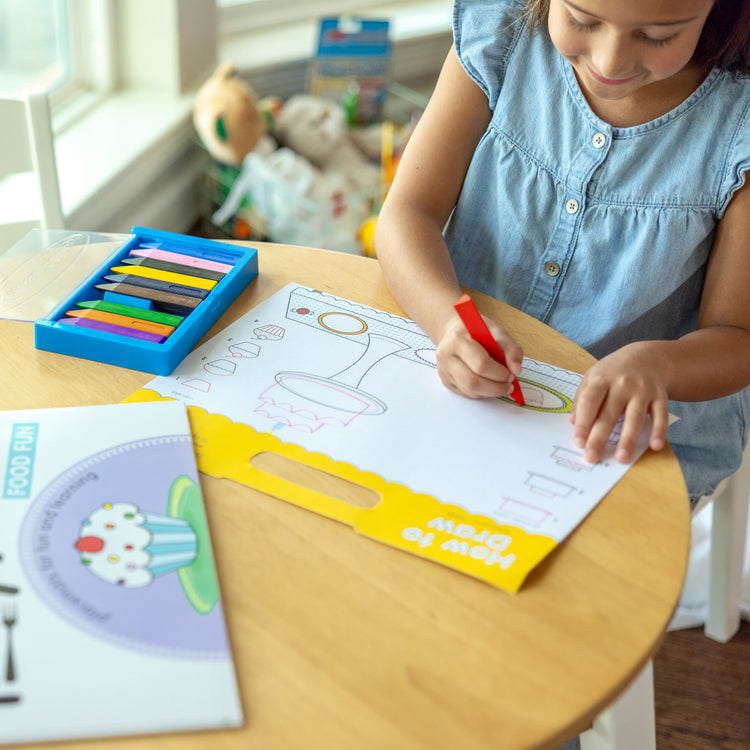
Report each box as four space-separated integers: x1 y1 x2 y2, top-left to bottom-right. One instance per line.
143 284 650 544
0 401 242 744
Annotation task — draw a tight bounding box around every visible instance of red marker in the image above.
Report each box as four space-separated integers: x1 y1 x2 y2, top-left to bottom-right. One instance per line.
453 293 525 406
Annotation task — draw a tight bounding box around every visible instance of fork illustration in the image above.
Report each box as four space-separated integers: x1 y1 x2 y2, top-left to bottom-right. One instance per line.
3 605 16 682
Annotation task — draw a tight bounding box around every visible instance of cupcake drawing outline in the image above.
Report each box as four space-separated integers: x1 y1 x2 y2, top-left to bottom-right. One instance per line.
73 475 218 614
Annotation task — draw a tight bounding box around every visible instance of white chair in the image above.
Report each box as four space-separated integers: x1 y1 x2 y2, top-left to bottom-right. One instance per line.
670 444 750 641
702 441 750 642
578 660 657 750
575 444 750 750
0 90 64 250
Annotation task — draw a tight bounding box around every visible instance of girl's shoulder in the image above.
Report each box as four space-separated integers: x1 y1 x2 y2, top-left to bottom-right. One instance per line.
712 67 750 99
453 0 529 108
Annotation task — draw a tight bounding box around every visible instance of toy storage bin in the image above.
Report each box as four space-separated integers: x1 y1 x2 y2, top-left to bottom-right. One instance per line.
199 155 378 254
197 82 427 255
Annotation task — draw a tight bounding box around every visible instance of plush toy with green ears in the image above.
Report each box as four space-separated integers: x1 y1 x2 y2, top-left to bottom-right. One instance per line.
193 62 279 166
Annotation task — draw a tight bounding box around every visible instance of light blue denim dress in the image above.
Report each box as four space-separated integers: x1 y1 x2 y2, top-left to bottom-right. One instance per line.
446 0 750 504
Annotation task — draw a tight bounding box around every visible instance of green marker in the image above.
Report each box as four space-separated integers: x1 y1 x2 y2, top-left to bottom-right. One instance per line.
76 300 184 328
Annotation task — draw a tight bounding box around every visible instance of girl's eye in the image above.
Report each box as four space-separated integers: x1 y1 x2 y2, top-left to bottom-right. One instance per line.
566 11 679 48
642 33 676 48
567 13 598 32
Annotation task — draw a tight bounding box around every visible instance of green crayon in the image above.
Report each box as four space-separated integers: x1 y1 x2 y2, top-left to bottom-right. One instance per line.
76 299 184 328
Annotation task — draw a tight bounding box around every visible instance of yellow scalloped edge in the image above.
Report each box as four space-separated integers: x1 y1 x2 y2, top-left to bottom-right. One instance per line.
126 388 557 592
123 389 173 404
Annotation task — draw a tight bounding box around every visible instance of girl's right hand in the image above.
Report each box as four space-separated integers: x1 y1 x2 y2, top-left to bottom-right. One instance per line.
435 311 524 399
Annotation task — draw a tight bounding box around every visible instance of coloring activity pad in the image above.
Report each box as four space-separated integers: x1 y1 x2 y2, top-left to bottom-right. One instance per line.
0 400 242 744
129 284 651 592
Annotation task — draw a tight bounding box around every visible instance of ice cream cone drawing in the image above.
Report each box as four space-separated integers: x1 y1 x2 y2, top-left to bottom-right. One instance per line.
256 333 409 432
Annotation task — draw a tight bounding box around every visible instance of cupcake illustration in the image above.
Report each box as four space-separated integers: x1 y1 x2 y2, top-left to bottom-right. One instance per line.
73 475 218 613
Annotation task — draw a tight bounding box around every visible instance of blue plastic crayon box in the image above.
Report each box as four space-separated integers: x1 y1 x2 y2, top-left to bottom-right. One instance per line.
34 227 258 375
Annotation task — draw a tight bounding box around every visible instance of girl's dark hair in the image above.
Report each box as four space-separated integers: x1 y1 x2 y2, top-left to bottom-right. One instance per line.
525 0 750 75
695 1 750 73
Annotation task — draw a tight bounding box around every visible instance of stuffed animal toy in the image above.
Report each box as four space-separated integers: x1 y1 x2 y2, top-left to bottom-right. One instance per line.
193 63 278 166
273 94 382 194
212 147 365 253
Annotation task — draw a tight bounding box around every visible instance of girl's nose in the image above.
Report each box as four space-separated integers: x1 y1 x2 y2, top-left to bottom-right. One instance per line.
591 33 635 79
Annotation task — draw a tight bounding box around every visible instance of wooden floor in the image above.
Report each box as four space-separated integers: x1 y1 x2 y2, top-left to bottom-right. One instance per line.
654 619 750 749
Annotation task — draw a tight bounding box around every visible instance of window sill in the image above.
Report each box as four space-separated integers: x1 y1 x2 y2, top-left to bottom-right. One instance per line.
56 89 199 233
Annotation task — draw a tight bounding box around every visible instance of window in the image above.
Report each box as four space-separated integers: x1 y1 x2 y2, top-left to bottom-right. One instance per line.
0 0 116 124
0 0 69 95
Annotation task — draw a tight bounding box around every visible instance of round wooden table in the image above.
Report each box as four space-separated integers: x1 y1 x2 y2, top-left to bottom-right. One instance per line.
2 242 690 750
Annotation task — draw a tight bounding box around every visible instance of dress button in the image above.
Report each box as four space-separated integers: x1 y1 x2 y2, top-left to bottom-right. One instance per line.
565 198 580 214
592 132 607 149
544 261 561 277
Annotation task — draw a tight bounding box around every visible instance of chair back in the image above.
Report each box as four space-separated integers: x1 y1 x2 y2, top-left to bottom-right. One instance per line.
0 91 64 250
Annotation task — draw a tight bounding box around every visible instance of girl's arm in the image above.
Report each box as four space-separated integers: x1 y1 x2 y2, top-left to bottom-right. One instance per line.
376 48 523 399
573 177 750 464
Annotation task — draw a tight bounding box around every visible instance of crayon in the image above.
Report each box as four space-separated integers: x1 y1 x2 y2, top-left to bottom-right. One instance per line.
130 247 233 274
109 265 217 291
94 282 202 315
58 317 167 343
76 299 184 328
103 273 209 300
453 293 525 406
120 256 226 282
65 309 175 337
139 241 238 265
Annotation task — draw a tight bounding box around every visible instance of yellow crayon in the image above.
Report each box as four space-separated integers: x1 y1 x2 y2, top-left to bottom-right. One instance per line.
109 265 217 291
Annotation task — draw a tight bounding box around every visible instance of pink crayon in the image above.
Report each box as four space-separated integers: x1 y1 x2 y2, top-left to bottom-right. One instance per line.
130 247 234 274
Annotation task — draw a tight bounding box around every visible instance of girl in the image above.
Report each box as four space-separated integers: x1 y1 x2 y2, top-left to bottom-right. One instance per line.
375 0 750 506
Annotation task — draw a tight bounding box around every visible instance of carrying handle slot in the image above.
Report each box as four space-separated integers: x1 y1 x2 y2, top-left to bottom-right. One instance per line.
250 451 380 510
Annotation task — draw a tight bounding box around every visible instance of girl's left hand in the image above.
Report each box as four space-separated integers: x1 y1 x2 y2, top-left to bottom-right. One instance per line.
571 342 671 464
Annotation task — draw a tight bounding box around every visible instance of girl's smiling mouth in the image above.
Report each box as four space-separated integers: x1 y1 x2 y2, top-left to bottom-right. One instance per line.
586 65 641 85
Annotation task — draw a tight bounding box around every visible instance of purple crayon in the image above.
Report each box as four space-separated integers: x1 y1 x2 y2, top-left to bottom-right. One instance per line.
58 317 167 343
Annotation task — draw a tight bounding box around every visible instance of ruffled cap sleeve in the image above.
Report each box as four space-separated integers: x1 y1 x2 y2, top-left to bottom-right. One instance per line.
719 95 750 217
453 0 528 111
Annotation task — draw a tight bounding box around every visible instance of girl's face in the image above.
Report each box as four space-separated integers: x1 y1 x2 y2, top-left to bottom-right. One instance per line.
548 0 714 102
